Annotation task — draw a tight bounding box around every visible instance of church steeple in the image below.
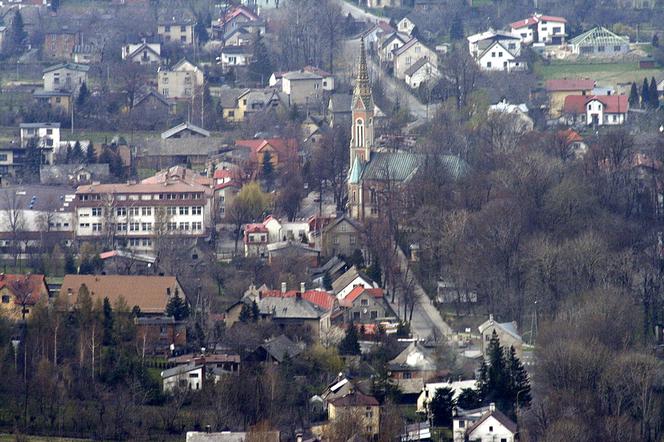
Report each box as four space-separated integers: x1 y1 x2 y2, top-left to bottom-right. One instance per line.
349 37 374 167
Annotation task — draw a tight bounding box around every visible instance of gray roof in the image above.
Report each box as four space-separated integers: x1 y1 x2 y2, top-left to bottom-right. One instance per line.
388 341 437 371
33 89 71 98
137 137 224 157
258 296 326 320
42 63 90 74
0 186 76 212
328 93 353 113
222 45 252 55
40 164 110 185
161 363 204 379
283 71 323 81
133 89 174 108
217 87 249 108
161 122 210 139
259 334 303 362
404 57 437 77
20 122 61 129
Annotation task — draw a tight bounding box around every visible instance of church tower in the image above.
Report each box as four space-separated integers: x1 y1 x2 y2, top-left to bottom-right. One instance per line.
349 37 374 167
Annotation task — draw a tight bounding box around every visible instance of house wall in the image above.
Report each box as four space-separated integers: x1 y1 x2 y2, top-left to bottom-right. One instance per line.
328 403 380 437
0 284 48 319
128 48 161 66
480 324 523 359
282 77 323 105
397 18 415 35
336 276 374 300
322 220 360 258
158 69 204 100
158 24 194 45
221 52 250 68
44 68 87 92
162 366 204 392
537 20 566 44
549 89 592 118
573 42 629 56
345 293 388 323
406 62 439 89
367 0 402 8
393 43 438 80
467 416 515 442
477 44 516 72
44 33 81 60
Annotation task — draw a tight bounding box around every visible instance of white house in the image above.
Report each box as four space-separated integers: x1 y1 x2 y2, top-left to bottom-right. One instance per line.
378 32 411 64
331 265 378 300
563 94 629 126
404 57 440 89
263 215 311 243
161 363 205 392
122 41 162 66
20 123 61 165
396 16 417 36
220 46 252 70
464 403 517 442
467 29 525 72
488 99 534 132
510 13 567 45
42 63 89 93
416 380 478 413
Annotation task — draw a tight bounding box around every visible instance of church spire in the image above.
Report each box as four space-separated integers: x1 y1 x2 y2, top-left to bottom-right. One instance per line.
354 37 372 102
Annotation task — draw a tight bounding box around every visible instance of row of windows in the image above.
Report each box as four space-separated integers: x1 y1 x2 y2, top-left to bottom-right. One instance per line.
87 206 203 217
79 193 203 201
128 238 153 247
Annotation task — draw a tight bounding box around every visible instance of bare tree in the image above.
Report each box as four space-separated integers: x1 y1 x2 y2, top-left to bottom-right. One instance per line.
1 190 26 267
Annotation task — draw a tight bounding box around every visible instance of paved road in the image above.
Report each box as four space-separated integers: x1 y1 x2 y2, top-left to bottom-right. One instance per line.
385 245 453 341
336 0 389 23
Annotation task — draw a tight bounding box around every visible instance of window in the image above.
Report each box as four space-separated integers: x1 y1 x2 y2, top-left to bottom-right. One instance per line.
180 25 186 32
162 88 169 96
46 129 53 135
129 238 140 246
350 235 356 245
164 25 171 32
142 222 152 231
2 295 10 303
192 206 202 215
459 420 465 428
0 154 7 161
487 62 492 68
355 118 364 147
353 312 360 320
508 43 516 49
79 223 90 228
597 45 605 52
228 110 235 117
128 207 139 216
491 52 495 57
117 223 127 231
553 27 561 33
142 238 152 246
91 207 102 217
179 222 190 231
92 223 102 232
489 426 493 432
116 207 126 216
403 372 412 379
179 206 189 215
361 299 368 306
501 439 507 442
167 206 177 215
141 207 152 216
167 222 177 231
129 222 139 231
370 311 378 319
498 52 503 57
192 222 202 231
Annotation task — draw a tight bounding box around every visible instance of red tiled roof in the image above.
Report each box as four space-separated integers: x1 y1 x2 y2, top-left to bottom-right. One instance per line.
234 138 299 163
220 5 258 26
213 167 241 180
563 94 629 114
303 65 331 77
245 223 268 233
545 79 595 92
340 286 384 307
558 129 583 144
261 289 336 311
511 14 567 29
0 274 47 306
214 180 241 191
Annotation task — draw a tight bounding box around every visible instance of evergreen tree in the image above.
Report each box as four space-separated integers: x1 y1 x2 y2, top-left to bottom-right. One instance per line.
486 331 509 402
102 297 115 346
64 249 76 274
347 248 365 268
430 387 454 426
85 142 96 164
77 82 89 107
456 388 483 410
262 151 274 190
239 303 252 322
450 15 464 41
507 345 531 409
194 14 209 45
323 273 333 290
21 137 41 181
629 82 640 108
338 323 361 355
70 141 84 163
9 11 27 55
249 35 272 86
642 78 650 108
250 300 260 320
649 77 659 109
50 0 60 12
367 260 382 285
653 33 660 47
166 288 190 321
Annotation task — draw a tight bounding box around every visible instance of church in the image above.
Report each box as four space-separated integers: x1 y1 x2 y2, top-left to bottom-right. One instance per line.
347 39 468 221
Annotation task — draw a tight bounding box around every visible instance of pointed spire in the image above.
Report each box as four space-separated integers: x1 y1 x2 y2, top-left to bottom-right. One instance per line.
354 37 371 101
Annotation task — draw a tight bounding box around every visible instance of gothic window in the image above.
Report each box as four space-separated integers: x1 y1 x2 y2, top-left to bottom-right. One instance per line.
355 118 364 147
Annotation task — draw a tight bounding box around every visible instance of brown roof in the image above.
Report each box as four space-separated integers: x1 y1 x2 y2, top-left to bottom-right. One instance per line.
466 408 517 435
58 275 182 314
0 274 48 306
545 79 595 92
75 181 212 195
563 94 629 114
329 391 379 407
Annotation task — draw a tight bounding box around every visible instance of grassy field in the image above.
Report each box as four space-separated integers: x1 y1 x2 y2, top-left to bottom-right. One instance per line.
534 60 662 85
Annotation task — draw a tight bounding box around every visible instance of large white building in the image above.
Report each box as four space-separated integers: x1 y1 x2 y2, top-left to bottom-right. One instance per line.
467 29 525 72
73 166 214 252
510 13 567 45
19 123 61 165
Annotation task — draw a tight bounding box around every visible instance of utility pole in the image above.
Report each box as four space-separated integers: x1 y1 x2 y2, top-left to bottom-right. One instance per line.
71 99 74 135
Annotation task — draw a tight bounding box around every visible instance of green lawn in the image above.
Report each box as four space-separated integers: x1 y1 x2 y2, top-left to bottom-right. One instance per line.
534 60 661 85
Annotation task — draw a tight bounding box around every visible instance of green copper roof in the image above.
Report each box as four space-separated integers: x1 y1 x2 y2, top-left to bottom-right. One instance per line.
348 155 363 184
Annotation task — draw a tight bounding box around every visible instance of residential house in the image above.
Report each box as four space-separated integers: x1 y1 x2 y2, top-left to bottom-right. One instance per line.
544 78 595 118
212 5 264 41
0 274 48 319
325 390 380 439
59 275 188 315
416 379 478 414
224 27 254 47
404 57 440 89
257 295 331 338
161 121 210 139
73 166 214 252
281 70 324 106
562 94 629 126
467 29 524 72
233 138 299 171
135 316 187 355
378 32 410 65
19 123 60 165
387 341 440 395
131 90 177 127
161 363 205 392
339 286 389 324
488 99 534 133
218 87 251 123
263 215 310 243
0 185 75 253
122 41 162 66
331 265 378 300
267 241 320 266
33 90 72 114
321 214 363 258
396 15 418 36
367 0 402 8
72 44 101 64
99 249 158 275
186 431 279 442
40 164 110 186
558 128 588 158
259 284 338 313
478 314 523 358
169 352 241 376
220 46 253 70
510 13 567 45
327 93 353 128
303 66 335 91
158 59 204 100
42 63 89 93
452 404 493 442
226 88 288 122
44 29 81 60
247 334 303 363
244 223 270 257
463 403 517 442
569 26 630 57
401 422 432 442
213 167 242 220
360 21 395 54
158 17 195 45
136 124 221 169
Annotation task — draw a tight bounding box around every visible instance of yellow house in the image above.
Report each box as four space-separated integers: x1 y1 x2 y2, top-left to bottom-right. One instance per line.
0 274 49 320
545 79 595 118
326 390 380 439
158 19 195 45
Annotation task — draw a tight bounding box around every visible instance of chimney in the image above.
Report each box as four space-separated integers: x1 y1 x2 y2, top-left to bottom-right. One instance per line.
296 434 303 442
489 402 496 412
489 314 494 323
300 282 305 293
281 282 287 293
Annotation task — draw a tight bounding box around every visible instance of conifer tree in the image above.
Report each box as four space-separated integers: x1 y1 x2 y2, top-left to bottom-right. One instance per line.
85 142 96 164
77 82 89 107
9 11 27 55
430 387 454 426
102 297 115 346
507 345 531 409
70 141 84 164
649 77 659 109
338 323 361 355
166 288 190 321
629 82 639 108
642 78 650 108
